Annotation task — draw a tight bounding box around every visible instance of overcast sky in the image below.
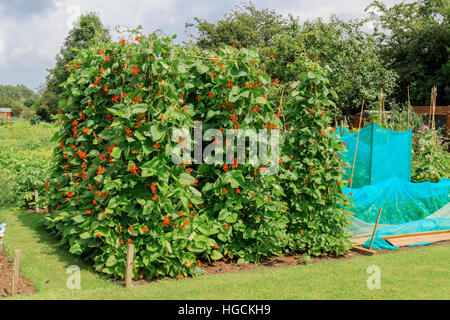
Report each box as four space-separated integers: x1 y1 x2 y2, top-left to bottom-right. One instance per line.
0 0 408 91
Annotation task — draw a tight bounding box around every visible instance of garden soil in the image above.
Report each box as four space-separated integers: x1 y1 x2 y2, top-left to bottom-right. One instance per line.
0 251 35 298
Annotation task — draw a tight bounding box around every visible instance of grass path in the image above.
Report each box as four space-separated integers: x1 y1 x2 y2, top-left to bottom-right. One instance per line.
1 208 449 300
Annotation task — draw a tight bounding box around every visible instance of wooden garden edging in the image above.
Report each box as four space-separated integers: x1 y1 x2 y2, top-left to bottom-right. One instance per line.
382 229 450 247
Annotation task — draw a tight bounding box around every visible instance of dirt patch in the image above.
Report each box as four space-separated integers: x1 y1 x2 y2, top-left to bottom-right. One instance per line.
0 251 35 298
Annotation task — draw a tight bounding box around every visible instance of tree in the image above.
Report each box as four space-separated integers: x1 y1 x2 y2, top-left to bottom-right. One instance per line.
38 12 111 120
263 16 398 115
23 97 38 108
188 3 397 116
0 84 35 101
188 2 291 50
366 0 450 106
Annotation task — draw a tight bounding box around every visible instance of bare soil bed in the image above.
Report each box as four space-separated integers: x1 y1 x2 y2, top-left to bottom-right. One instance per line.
0 251 35 298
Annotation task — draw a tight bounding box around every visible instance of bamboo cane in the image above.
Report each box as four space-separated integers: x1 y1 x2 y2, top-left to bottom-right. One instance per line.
407 86 411 129
350 100 365 188
369 208 383 250
379 89 383 125
278 89 286 126
11 250 20 295
428 87 433 127
432 86 437 153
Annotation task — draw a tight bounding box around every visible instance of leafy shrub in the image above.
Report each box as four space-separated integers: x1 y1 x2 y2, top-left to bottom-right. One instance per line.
0 115 13 126
44 32 351 280
411 126 449 182
0 150 51 208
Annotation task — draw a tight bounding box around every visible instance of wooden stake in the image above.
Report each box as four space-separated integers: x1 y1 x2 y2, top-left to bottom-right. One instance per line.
340 120 344 136
431 86 437 132
125 243 134 287
399 112 403 131
0 223 4 253
379 88 383 126
350 101 364 188
407 86 411 129
428 87 433 127
34 190 40 213
433 86 438 153
428 86 438 155
369 208 383 250
278 89 286 126
11 250 21 295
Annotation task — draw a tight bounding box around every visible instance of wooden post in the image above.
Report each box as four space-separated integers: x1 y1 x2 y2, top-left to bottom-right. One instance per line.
125 243 134 287
369 208 383 250
350 101 365 188
340 120 344 136
34 190 40 213
11 250 21 295
0 223 4 253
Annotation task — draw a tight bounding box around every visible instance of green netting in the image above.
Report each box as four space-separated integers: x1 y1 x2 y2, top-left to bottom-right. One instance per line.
344 177 450 225
338 123 412 188
336 123 449 248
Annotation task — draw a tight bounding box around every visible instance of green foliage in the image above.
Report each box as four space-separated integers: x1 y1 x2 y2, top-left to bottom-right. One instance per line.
0 115 14 126
367 0 450 106
190 4 397 117
184 45 290 264
190 2 290 50
264 16 398 116
0 121 54 208
280 60 352 255
384 102 426 133
411 126 450 182
38 12 111 121
44 33 351 280
380 102 449 182
0 84 36 101
0 149 52 208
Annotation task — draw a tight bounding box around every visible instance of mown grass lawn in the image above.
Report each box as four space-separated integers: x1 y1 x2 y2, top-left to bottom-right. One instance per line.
1 208 449 300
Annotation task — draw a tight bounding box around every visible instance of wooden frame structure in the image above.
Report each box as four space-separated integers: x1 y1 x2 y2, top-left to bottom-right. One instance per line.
412 105 450 136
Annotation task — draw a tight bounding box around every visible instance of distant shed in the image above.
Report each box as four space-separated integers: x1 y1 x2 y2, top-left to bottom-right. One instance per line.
0 108 12 118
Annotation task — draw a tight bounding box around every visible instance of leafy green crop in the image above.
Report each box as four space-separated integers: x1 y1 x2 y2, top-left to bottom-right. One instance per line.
44 32 351 280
